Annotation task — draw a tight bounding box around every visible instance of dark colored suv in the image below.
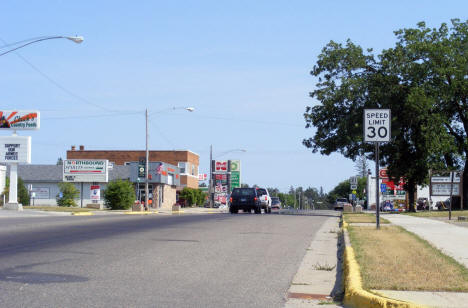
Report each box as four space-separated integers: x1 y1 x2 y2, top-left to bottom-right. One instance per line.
229 188 265 214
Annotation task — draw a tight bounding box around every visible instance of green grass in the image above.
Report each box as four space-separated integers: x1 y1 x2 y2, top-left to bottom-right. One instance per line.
403 210 468 218
23 206 96 212
348 225 468 291
343 213 390 224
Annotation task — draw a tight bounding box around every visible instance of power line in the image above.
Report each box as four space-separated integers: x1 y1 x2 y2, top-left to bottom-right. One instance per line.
0 37 113 112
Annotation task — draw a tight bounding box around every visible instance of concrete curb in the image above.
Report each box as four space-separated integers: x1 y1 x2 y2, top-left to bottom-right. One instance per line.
71 212 94 216
342 217 426 308
124 211 159 215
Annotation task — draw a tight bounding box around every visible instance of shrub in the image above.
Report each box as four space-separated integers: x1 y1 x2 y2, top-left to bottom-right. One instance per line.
103 180 135 210
2 177 30 206
56 182 80 207
179 188 207 206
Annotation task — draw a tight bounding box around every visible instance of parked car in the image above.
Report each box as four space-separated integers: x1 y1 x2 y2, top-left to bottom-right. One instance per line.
229 188 268 214
436 198 451 211
271 197 281 209
416 197 429 211
256 188 272 213
334 198 349 211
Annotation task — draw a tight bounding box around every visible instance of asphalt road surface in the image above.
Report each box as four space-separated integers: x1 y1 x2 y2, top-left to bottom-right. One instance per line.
0 211 337 307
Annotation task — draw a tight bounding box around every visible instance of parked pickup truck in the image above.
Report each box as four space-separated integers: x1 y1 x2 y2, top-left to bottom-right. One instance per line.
334 198 350 211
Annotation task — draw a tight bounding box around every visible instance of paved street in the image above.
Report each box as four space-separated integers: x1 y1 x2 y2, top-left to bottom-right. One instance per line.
0 211 338 307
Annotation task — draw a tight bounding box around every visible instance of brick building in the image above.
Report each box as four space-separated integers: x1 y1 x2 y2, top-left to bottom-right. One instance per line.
66 145 199 189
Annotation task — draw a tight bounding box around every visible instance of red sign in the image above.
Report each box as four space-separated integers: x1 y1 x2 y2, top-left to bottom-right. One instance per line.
382 179 405 190
379 168 388 179
215 161 228 172
215 174 227 180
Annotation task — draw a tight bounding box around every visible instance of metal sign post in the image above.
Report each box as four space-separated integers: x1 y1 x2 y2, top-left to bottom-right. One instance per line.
364 109 391 230
375 142 380 229
449 171 454 220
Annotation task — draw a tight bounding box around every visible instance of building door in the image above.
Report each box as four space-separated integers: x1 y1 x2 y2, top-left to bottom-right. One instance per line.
138 184 153 203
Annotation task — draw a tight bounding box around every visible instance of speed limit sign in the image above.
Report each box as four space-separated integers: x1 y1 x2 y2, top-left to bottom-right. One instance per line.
364 109 391 142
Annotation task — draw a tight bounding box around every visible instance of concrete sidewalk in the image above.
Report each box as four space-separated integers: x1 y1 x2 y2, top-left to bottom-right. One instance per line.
285 217 343 307
383 214 468 268
380 214 468 308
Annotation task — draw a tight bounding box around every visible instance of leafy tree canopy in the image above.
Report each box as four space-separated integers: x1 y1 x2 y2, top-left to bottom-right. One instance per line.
304 19 467 210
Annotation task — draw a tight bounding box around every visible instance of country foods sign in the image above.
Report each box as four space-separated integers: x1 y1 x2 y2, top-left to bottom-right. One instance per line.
0 110 40 130
0 136 31 163
63 159 109 182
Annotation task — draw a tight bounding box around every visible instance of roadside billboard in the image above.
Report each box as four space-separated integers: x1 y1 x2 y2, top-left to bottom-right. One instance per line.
0 136 31 163
63 159 109 182
0 110 40 130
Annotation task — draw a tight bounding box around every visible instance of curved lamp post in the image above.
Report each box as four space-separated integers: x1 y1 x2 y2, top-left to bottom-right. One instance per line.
145 107 195 210
0 36 84 57
1 35 83 211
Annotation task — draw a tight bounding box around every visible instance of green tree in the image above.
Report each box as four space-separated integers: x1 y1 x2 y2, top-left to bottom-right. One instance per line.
326 180 351 204
57 182 80 207
267 187 280 197
355 155 369 178
103 180 135 210
303 21 461 211
2 177 30 206
178 188 207 206
384 20 468 207
278 192 295 207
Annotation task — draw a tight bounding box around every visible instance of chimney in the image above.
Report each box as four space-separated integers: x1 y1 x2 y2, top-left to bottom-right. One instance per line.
71 145 76 151
79 145 84 151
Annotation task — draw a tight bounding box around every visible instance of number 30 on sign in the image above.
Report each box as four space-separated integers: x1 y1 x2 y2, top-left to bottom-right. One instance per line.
364 109 391 142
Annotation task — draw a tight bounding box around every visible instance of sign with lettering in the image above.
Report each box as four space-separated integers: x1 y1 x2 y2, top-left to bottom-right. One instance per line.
90 185 101 201
364 109 391 142
30 187 50 199
63 159 109 182
215 160 228 172
0 110 40 130
0 136 31 163
431 171 461 183
432 183 460 196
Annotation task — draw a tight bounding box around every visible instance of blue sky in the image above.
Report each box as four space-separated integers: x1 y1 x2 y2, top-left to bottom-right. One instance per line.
1 1 467 192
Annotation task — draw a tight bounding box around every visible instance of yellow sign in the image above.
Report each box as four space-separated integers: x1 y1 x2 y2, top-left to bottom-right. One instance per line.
352 190 357 194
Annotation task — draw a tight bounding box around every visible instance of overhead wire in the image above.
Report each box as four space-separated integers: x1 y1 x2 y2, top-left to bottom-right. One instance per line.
0 36 113 112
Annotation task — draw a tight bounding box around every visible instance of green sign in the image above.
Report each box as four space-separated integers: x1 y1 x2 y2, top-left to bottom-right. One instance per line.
230 160 240 172
231 171 240 189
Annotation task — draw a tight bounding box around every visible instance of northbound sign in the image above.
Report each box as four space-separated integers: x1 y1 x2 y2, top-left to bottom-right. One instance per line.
364 109 391 142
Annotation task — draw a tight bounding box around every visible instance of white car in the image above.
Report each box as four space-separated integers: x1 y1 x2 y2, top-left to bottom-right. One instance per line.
256 188 272 213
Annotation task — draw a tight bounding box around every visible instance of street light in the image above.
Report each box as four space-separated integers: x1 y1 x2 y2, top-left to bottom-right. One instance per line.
145 106 195 210
0 36 84 57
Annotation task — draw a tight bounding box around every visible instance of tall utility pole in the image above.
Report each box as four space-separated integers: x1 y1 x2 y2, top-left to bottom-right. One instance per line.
145 108 149 210
209 145 213 208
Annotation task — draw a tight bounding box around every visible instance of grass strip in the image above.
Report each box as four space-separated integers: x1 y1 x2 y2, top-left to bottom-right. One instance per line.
348 225 468 292
403 210 468 218
343 213 389 224
23 206 95 212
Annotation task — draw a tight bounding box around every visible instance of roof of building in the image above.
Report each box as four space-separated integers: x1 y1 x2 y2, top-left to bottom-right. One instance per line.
14 164 131 183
